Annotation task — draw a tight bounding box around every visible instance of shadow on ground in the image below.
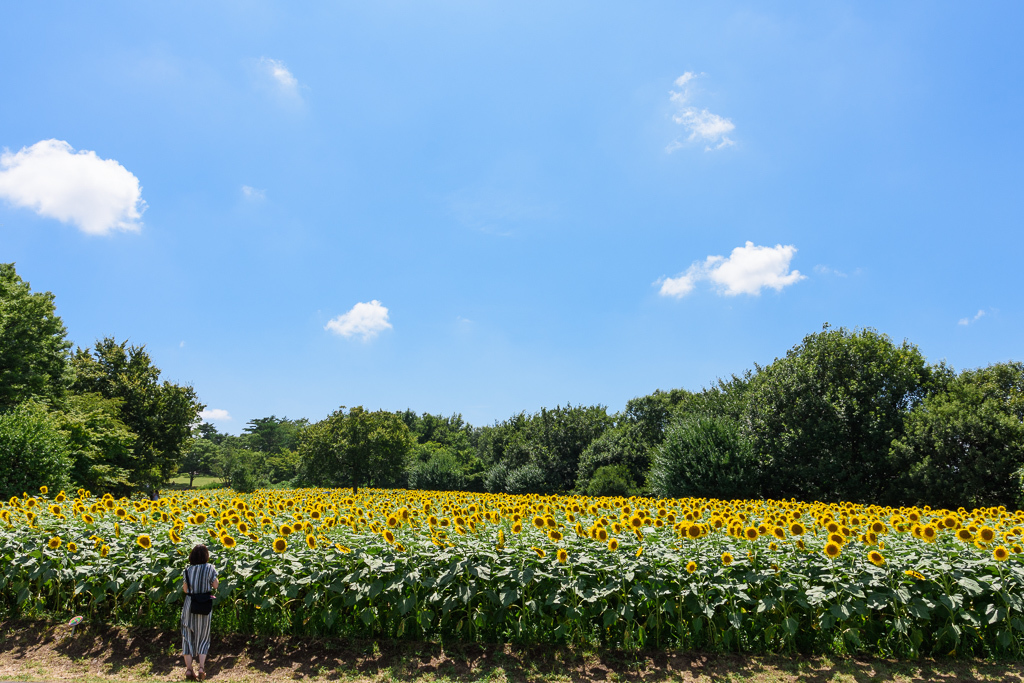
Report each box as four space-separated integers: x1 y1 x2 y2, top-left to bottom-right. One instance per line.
2 619 1023 682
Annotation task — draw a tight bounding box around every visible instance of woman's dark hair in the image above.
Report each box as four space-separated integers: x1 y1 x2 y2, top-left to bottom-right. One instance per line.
189 544 210 566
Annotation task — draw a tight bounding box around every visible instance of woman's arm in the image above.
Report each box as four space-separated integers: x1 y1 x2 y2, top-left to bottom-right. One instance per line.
211 577 219 590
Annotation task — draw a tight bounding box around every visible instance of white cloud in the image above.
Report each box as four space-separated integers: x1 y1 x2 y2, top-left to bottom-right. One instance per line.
674 71 699 87
667 74 735 152
200 408 232 421
657 242 805 298
958 309 986 326
814 264 848 277
241 185 265 200
0 139 145 235
259 57 300 98
325 300 393 341
657 265 701 298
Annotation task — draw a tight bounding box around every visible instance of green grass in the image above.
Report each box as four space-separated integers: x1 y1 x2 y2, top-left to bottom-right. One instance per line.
166 474 221 490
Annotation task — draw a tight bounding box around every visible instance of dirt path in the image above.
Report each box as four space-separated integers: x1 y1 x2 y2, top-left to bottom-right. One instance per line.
2 620 1023 683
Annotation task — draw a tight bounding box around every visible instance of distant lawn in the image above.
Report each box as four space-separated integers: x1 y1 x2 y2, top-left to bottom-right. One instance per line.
166 474 221 490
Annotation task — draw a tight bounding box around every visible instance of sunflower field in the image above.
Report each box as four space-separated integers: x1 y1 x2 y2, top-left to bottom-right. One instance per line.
3 486 1024 658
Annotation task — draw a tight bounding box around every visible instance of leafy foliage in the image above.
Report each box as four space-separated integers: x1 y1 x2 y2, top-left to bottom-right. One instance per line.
650 415 760 500
745 326 939 505
0 402 73 498
585 464 637 497
893 362 1024 509
0 263 72 412
71 338 204 497
408 448 467 491
296 407 413 492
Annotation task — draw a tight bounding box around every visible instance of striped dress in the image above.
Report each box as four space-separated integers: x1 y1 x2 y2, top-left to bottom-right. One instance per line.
181 563 218 656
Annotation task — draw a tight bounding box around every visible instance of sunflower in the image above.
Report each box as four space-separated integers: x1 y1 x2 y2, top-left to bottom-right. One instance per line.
67 542 78 553
532 516 545 529
956 528 974 542
824 542 841 559
921 525 938 542
532 546 546 558
47 537 61 550
49 504 61 515
607 538 619 551
686 561 697 574
635 545 644 558
306 534 317 550
994 545 1010 562
387 515 399 528
169 528 181 544
194 513 207 524
221 534 237 549
688 524 702 539
828 533 845 546
548 529 563 542
868 550 885 566
82 514 94 524
721 552 734 566
556 548 568 564
596 527 608 542
512 522 523 534
870 520 886 534
383 529 396 544
137 534 152 549
100 544 110 557
979 526 996 543
335 543 351 553
629 515 643 529
280 524 293 536
744 527 758 541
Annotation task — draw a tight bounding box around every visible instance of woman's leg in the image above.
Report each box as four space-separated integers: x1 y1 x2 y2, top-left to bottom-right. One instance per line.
182 619 196 674
195 613 212 677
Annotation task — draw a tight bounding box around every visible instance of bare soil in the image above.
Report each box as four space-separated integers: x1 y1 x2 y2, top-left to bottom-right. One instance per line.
2 619 1023 683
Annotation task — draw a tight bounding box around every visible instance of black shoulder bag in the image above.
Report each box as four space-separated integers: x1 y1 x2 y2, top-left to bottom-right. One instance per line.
186 566 214 616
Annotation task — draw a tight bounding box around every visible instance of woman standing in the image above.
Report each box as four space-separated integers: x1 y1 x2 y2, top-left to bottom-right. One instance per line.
181 544 219 681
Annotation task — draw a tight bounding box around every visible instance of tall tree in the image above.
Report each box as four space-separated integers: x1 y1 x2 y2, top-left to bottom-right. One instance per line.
59 392 136 497
482 404 613 494
71 338 204 497
0 263 71 412
745 325 941 504
243 415 307 454
297 406 412 493
893 362 1024 509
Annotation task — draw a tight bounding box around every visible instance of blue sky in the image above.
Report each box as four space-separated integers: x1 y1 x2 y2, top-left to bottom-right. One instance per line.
2 2 1021 433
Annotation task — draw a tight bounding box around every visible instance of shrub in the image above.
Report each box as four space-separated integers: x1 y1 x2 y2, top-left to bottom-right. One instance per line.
585 464 637 497
408 451 466 491
649 415 759 500
0 402 73 498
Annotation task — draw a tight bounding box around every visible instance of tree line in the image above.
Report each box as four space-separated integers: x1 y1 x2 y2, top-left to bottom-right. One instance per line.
2 262 1022 508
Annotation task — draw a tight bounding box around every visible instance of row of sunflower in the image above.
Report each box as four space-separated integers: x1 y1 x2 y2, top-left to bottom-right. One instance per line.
2 486 1024 658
